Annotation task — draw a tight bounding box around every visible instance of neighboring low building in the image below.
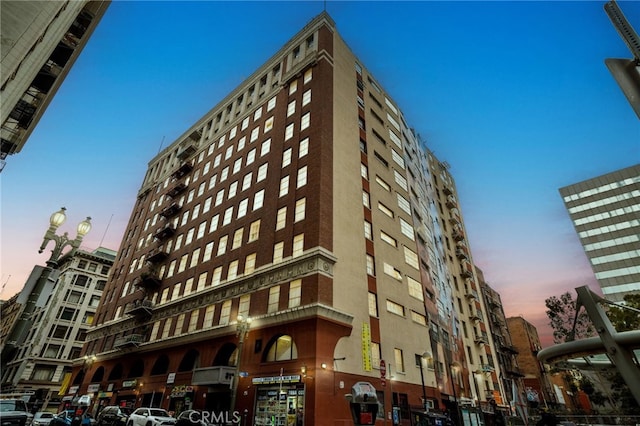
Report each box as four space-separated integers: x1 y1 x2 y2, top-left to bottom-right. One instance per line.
0 247 114 411
478 269 527 418
506 316 555 411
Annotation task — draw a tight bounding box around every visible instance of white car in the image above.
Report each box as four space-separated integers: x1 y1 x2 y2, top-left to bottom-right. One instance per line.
33 412 56 426
126 409 175 426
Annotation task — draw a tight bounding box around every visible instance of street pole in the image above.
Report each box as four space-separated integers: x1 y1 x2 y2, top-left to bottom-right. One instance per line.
229 315 251 414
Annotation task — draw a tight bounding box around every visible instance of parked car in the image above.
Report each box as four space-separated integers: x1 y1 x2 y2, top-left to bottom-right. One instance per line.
0 399 32 426
96 407 131 426
126 409 175 426
33 413 55 426
175 411 205 426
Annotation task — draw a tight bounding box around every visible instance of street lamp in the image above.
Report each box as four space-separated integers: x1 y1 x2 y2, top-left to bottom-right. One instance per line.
1 208 91 364
39 207 92 267
418 351 433 412
450 362 462 425
230 315 251 414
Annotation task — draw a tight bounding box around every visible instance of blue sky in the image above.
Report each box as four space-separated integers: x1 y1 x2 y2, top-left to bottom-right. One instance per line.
1 1 639 345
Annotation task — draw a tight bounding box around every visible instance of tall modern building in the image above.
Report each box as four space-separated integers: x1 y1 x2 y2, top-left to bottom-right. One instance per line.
1 247 114 411
559 164 640 303
77 13 502 425
0 0 110 171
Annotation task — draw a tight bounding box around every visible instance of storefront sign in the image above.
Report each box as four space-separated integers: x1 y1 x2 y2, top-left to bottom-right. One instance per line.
362 323 372 371
251 375 301 385
87 384 100 393
68 386 79 395
167 373 176 384
122 380 137 388
170 385 194 398
97 392 113 399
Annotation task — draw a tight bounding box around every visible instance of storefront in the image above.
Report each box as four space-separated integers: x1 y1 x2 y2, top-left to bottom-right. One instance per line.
169 385 194 413
115 380 138 410
252 375 305 426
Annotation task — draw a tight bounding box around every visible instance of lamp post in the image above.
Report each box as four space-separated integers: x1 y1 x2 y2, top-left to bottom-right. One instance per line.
418 352 432 412
1 208 91 364
450 362 462 426
230 315 251 414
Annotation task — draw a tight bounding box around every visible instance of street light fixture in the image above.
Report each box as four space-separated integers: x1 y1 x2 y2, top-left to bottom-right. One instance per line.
1 208 91 364
230 315 251 414
418 351 433 412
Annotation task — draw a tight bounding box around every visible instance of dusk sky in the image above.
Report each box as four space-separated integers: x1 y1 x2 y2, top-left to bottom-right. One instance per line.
1 1 639 347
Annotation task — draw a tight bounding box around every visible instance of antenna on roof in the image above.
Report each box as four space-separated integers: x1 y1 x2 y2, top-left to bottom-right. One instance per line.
99 214 114 247
324 0 327 12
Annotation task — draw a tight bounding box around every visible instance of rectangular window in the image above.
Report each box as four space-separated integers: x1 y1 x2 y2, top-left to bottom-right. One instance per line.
299 137 309 158
303 68 312 84
257 163 268 182
293 234 304 257
364 220 372 240
227 286 245 314
287 100 296 117
267 96 277 111
161 317 173 339
400 218 414 241
264 117 274 133
242 172 252 191
289 80 298 95
378 202 394 218
282 148 292 167
175 314 185 336
219 300 231 326
204 305 215 327
223 206 234 226
371 343 381 371
302 89 311 106
212 266 223 286
394 170 408 191
209 214 219 233
387 300 405 316
276 207 287 230
250 127 260 143
225 145 233 160
392 149 405 169
404 247 419 270
244 253 256 274
185 227 195 245
246 148 256 165
279 176 290 197
260 139 271 156
188 310 199 332
190 248 200 268
383 263 402 281
297 166 307 188
411 311 427 326
407 276 424 301
366 255 376 276
285 123 294 141
253 107 262 121
197 272 208 291
294 198 306 222
376 175 390 191
202 241 213 262
362 191 371 208
268 286 280 313
217 235 228 256
300 112 310 130
232 228 244 250
237 199 249 218
215 189 225 206
397 194 411 215
229 181 238 198
380 231 397 247
394 348 405 373
249 220 261 242
233 158 242 175
368 292 378 317
252 189 264 211
273 241 284 263
289 279 302 308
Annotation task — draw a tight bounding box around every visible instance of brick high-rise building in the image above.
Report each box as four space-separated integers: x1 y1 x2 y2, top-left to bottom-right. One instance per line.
77 13 500 425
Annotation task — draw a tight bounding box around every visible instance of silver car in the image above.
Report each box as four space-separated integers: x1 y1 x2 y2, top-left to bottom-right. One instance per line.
126 409 175 426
